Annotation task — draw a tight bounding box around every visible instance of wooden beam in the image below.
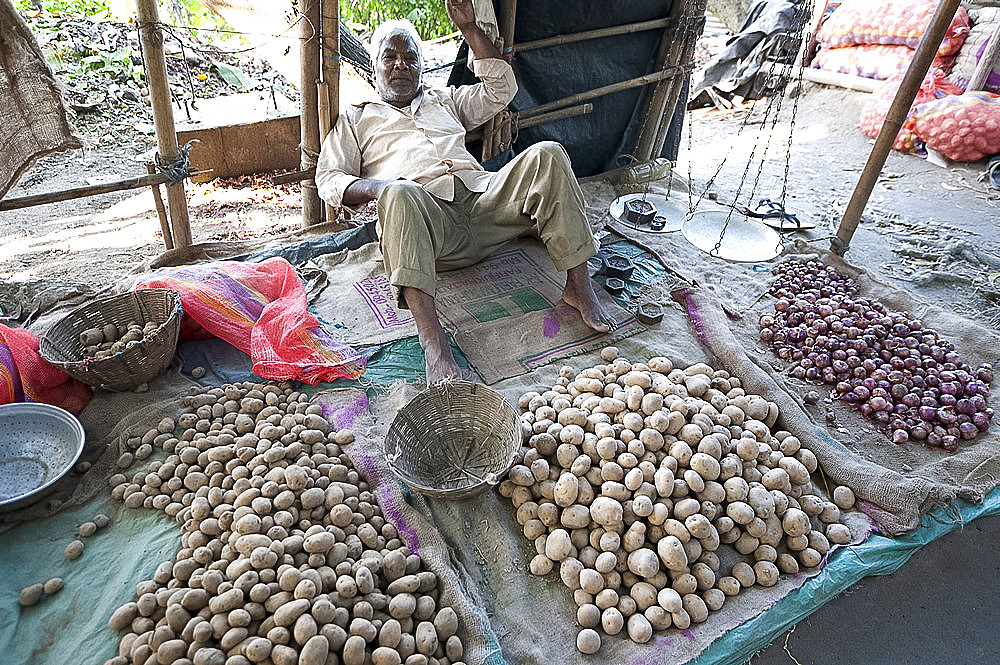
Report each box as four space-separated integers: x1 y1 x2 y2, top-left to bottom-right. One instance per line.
519 66 681 120
300 0 322 227
515 18 672 53
650 0 709 158
319 0 340 224
146 162 173 250
0 172 176 211
633 15 678 162
833 0 963 254
800 66 878 92
136 0 192 248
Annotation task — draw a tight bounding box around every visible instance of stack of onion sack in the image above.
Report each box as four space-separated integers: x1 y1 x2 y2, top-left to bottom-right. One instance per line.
506 349 857 655
759 261 993 450
104 381 466 665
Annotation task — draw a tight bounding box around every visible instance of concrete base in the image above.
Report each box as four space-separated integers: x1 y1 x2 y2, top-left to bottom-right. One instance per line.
176 91 301 183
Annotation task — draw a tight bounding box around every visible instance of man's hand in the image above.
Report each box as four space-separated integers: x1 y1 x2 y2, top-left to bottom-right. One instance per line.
445 0 502 60
445 0 476 30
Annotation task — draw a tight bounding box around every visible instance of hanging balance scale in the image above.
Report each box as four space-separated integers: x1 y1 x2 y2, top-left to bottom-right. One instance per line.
677 3 818 264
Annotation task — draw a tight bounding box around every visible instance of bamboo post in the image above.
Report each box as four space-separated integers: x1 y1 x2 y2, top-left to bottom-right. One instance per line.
650 0 710 158
300 0 322 227
146 162 173 250
833 0 962 255
966 18 1000 91
633 12 679 162
481 0 517 161
319 0 340 224
136 0 192 248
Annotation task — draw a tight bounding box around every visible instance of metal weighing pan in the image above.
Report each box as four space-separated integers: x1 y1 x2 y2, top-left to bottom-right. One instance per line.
681 209 783 262
0 402 85 511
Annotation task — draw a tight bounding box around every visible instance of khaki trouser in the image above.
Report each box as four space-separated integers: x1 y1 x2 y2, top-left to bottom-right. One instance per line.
376 141 597 307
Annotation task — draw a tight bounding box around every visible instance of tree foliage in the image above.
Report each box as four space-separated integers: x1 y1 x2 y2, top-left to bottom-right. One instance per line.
339 0 455 40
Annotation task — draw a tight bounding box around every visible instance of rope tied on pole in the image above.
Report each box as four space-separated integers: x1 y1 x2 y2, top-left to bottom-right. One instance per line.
156 140 199 184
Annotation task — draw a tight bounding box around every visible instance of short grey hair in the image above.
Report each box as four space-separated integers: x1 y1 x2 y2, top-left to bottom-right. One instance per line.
369 19 424 70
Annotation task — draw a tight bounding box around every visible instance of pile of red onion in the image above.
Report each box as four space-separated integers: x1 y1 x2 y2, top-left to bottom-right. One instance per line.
759 261 993 451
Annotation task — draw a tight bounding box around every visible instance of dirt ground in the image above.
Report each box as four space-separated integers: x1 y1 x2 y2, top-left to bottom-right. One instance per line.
2 21 999 326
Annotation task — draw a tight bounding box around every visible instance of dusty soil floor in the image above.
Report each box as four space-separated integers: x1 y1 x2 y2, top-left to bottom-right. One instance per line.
2 12 999 316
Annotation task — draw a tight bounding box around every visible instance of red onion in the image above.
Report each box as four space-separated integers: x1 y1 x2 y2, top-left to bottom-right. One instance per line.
760 260 993 450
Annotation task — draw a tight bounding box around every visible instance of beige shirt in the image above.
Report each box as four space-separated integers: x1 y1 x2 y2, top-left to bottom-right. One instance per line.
315 58 517 207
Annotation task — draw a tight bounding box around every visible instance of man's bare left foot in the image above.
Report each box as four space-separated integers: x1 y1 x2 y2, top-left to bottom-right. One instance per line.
563 263 616 333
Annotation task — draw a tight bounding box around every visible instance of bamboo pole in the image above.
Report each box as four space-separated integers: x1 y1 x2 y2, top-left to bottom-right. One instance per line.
481 0 517 161
650 0 710 158
0 171 210 211
146 162 173 250
632 14 679 162
833 0 963 255
967 19 1000 91
319 0 340 224
136 0 192 248
467 103 594 141
517 103 594 129
300 0 322 227
519 67 680 120
515 18 672 54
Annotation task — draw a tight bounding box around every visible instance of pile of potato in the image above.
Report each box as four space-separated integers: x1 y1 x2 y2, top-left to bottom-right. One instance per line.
504 348 856 654
79 321 160 361
104 381 467 665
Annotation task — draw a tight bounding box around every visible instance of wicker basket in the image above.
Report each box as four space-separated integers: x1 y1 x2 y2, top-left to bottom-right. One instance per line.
40 289 183 391
384 381 521 500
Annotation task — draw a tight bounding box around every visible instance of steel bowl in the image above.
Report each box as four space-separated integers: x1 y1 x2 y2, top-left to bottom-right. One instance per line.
0 402 86 511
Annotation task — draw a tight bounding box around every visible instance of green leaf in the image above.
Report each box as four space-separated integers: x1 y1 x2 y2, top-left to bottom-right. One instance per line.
989 272 1000 286
210 61 250 89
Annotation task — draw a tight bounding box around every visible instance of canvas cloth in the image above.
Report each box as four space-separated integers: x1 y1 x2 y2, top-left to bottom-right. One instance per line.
312 239 643 384
0 0 81 198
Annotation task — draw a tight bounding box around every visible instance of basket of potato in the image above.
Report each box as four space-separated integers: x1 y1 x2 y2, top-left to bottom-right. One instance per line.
40 289 182 391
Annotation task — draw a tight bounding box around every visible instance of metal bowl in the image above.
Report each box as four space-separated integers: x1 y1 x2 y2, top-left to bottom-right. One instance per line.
0 403 86 511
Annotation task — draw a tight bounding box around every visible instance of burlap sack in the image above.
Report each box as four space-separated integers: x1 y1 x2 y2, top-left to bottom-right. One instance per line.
696 249 1000 535
0 0 81 198
313 239 644 384
336 328 869 665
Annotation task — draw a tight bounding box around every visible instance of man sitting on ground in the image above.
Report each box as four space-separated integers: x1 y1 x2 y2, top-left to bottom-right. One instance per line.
316 0 614 383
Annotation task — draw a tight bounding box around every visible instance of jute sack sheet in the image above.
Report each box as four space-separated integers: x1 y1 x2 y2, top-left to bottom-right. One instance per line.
0 1 81 198
689 245 1000 536
328 311 869 665
312 239 644 384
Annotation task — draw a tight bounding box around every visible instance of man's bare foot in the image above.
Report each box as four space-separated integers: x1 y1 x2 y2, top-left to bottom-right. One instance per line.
421 329 461 384
563 263 616 333
402 285 462 384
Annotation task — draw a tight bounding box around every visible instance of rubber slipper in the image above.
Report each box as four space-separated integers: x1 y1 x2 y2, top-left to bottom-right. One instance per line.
746 198 817 231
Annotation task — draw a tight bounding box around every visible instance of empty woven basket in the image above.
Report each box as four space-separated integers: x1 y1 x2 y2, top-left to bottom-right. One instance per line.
40 289 183 391
384 381 521 499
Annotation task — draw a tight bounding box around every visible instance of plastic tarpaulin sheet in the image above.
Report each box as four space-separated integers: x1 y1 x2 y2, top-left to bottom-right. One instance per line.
450 0 685 176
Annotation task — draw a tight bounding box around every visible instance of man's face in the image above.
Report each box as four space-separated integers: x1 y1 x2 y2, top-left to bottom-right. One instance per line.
375 33 422 107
